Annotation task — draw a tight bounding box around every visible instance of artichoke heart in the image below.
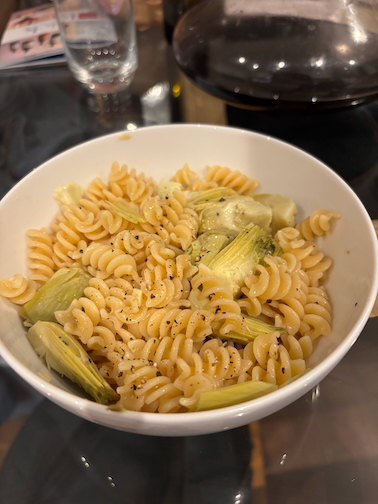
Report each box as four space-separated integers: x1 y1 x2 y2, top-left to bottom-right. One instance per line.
110 198 146 223
198 195 273 235
185 231 233 266
20 268 91 325
208 223 281 297
186 187 235 209
252 193 297 234
213 316 284 344
53 183 84 206
191 380 278 412
157 180 183 199
27 321 119 404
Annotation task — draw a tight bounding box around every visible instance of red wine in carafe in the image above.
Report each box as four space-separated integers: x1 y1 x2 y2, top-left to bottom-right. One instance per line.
173 14 378 111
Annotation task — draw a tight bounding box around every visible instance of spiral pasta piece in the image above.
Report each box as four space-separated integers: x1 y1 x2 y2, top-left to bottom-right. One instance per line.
63 196 129 239
26 228 56 284
0 274 38 305
78 242 140 282
296 209 341 241
108 162 156 204
50 208 86 269
250 332 306 385
169 163 218 192
240 255 305 317
205 165 259 195
301 286 332 339
135 304 214 342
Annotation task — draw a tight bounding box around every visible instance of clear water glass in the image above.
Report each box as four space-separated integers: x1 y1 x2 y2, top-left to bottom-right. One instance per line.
53 0 138 94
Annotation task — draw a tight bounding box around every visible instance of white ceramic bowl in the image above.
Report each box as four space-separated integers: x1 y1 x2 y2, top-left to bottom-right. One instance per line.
1 124 377 436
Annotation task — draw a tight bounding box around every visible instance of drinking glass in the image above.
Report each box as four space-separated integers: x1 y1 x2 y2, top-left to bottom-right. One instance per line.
53 0 138 94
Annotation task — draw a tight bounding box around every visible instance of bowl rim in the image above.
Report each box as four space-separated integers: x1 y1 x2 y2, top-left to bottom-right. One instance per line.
1 123 377 429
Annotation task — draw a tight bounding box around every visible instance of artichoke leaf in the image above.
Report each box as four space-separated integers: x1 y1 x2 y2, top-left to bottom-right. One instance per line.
110 198 146 223
208 224 281 297
191 380 278 411
185 231 233 266
27 321 119 404
20 268 91 325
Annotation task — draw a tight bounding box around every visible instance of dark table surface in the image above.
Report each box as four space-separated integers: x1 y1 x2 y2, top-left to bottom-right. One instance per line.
1 16 378 504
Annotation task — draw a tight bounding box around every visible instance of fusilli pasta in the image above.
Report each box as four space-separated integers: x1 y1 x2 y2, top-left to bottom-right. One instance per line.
0 162 340 413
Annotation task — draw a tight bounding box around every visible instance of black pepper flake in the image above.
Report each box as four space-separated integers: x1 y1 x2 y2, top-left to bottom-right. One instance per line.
216 212 220 216
315 301 319 305
156 371 162 376
132 384 137 390
63 341 69 346
355 302 358 306
215 307 221 313
282 368 285 373
266 299 272 304
118 371 123 377
151 294 156 299
79 249 83 253
135 235 139 240
219 198 225 202
277 336 283 345
166 320 170 324
169 275 174 280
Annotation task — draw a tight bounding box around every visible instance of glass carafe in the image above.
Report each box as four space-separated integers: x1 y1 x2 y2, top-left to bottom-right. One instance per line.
172 0 378 111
